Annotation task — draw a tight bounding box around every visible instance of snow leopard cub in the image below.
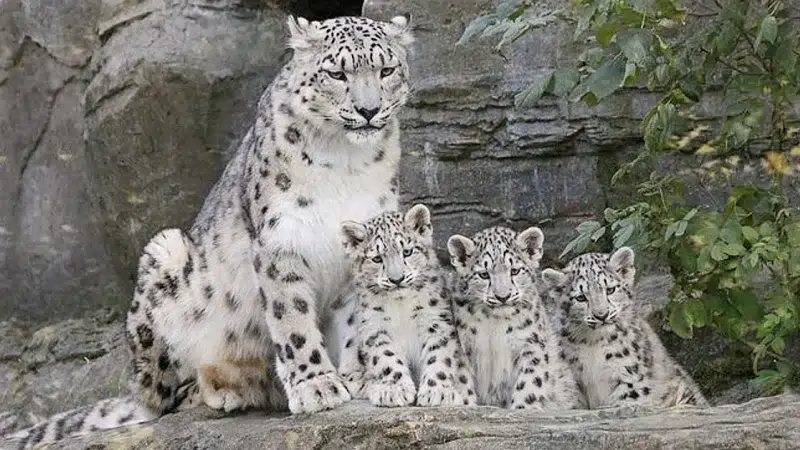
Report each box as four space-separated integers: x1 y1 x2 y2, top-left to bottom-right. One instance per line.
447 226 579 410
339 204 477 407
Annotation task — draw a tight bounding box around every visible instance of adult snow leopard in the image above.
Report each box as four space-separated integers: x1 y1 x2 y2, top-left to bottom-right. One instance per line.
4 13 414 450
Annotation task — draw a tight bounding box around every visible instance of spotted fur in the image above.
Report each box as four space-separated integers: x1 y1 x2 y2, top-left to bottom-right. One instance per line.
447 226 579 410
338 205 477 407
541 248 709 409
4 13 414 449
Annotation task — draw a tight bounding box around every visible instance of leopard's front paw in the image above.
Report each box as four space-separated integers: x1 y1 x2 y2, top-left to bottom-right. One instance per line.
286 372 351 414
366 375 416 407
339 370 367 399
417 378 471 407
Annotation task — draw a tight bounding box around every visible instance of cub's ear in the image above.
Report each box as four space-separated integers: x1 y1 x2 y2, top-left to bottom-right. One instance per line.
404 204 432 243
515 226 544 268
286 16 324 50
447 234 475 275
385 13 414 47
340 221 368 254
608 246 636 286
541 268 568 290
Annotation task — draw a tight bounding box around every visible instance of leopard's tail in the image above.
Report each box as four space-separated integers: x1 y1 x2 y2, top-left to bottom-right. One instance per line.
126 229 202 414
2 396 156 450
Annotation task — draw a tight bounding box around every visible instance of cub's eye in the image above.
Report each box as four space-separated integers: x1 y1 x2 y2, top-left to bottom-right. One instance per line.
402 248 413 257
380 67 396 77
606 286 617 295
510 268 521 276
371 255 383 264
477 272 490 280
574 294 587 303
326 70 347 81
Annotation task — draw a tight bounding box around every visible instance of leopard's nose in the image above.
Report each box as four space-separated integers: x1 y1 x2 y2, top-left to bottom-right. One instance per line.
356 107 379 121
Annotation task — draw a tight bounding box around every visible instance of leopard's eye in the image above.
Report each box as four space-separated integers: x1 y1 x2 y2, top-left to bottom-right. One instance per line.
574 294 587 303
380 67 396 77
326 70 347 81
402 248 413 257
606 286 617 295
371 255 383 264
477 272 490 280
510 268 521 276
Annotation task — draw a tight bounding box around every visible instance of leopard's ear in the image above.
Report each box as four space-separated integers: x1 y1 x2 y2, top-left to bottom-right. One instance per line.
286 16 324 51
447 234 475 276
340 221 368 255
385 13 414 47
541 268 568 290
404 204 432 244
515 227 544 269
608 247 636 287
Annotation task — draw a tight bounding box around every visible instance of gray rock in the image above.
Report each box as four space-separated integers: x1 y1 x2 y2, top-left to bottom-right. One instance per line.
18 394 800 450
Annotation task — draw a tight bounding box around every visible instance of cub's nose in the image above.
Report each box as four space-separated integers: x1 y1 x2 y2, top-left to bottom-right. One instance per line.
389 276 404 286
356 107 379 121
494 293 511 304
593 311 609 322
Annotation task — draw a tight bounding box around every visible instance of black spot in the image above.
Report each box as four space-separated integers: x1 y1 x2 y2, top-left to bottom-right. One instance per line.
297 197 313 207
268 215 280 229
192 307 205 321
182 255 194 283
156 382 172 399
299 364 308 372
203 285 214 301
158 353 170 371
629 390 640 399
516 381 526 391
374 149 385 162
293 297 309 314
436 372 447 381
458 374 469 384
283 272 303 283
284 344 295 360
245 319 262 338
534 376 542 387
225 292 239 311
259 287 268 309
273 301 286 320
140 372 153 388
301 151 313 165
427 356 437 365
426 378 436 387
383 349 395 357
266 263 279 279
525 394 537 405
129 300 140 314
253 255 262 273
310 349 322 364
226 329 238 343
284 126 301 144
275 173 292 191
382 366 392 377
290 333 306 349
136 325 154 349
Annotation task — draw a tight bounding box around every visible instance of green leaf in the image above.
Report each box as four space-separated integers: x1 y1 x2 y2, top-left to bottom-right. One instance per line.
617 28 652 64
551 68 581 97
591 226 607 241
456 15 497 46
623 61 638 85
710 242 728 261
669 303 693 339
496 21 531 52
577 220 602 234
654 63 670 85
742 226 759 243
731 290 761 321
596 21 621 47
685 300 707 328
755 15 778 48
771 336 785 355
665 221 679 241
723 242 746 256
675 220 688 237
581 57 627 102
514 72 553 109
613 223 635 248
573 3 597 40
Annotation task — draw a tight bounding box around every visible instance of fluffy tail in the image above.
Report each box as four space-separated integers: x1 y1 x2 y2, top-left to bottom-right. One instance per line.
126 228 201 414
2 396 156 450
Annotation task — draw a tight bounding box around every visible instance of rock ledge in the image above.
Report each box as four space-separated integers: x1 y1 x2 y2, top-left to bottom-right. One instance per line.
16 394 799 450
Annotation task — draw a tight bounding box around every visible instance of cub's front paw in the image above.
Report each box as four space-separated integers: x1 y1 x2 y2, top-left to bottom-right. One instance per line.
287 372 351 414
366 376 416 407
339 370 367 399
417 378 471 407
